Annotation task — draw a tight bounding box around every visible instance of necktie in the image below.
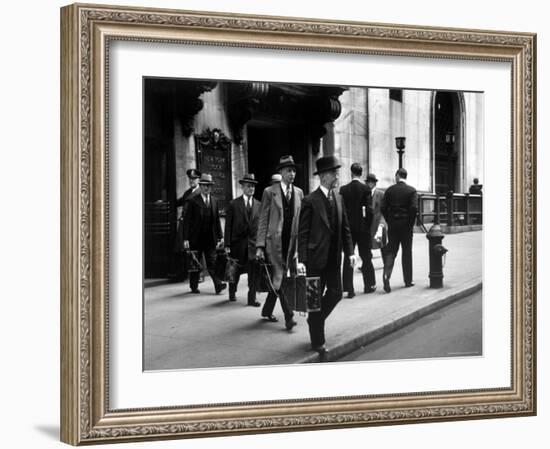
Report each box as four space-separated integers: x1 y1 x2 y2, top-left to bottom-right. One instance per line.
205 195 210 208
246 197 251 213
286 186 292 202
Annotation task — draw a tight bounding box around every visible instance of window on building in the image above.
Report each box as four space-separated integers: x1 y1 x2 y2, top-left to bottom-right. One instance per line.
389 89 403 102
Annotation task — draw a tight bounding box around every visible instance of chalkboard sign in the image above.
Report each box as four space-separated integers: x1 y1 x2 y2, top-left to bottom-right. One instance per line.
195 128 232 214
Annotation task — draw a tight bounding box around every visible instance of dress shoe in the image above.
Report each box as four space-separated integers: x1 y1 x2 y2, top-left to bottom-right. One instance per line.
248 300 261 307
190 288 200 294
383 278 391 293
347 291 355 299
285 318 297 330
262 315 278 322
215 283 227 294
312 344 329 362
405 282 415 288
364 285 377 294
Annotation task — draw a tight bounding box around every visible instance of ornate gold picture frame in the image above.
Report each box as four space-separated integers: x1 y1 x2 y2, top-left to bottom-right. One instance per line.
60 3 536 445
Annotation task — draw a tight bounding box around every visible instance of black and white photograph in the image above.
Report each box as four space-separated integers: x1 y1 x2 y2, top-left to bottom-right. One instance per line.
143 78 484 370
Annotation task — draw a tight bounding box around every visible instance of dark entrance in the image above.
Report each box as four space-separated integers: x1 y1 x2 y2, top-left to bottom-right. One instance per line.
247 124 310 195
144 79 177 279
434 91 461 193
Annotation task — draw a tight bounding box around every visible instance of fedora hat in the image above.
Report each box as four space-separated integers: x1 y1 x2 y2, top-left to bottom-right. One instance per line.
276 155 297 171
366 173 378 183
238 173 258 185
270 173 282 184
186 168 201 179
198 173 215 185
313 155 341 175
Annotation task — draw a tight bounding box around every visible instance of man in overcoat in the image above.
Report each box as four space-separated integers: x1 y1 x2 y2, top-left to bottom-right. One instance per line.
256 155 303 329
297 156 355 361
365 172 388 289
339 163 374 297
381 168 418 293
183 173 226 295
224 174 261 306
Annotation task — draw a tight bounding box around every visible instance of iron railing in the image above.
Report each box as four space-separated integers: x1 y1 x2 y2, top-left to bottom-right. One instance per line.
417 193 482 227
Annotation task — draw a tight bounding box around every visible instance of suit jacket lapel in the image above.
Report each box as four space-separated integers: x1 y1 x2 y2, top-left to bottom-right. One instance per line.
314 188 331 230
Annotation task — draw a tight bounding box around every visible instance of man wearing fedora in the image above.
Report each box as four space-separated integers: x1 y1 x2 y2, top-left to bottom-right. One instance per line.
381 168 418 293
256 155 303 328
339 163 374 297
366 172 388 288
224 174 261 306
174 169 201 280
297 156 355 361
183 173 227 295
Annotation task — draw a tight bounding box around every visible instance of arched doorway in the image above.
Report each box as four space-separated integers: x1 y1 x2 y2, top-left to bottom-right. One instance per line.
433 91 464 193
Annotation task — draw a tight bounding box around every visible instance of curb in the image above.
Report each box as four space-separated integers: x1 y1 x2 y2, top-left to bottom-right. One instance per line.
296 281 483 364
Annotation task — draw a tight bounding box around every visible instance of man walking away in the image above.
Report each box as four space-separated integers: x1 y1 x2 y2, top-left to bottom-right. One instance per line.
381 168 418 293
340 163 374 297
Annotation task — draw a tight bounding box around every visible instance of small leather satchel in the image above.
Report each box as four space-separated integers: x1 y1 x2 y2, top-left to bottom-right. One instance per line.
184 250 203 273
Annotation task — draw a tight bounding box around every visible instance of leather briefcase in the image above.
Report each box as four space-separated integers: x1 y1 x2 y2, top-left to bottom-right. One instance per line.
294 276 321 313
252 260 273 293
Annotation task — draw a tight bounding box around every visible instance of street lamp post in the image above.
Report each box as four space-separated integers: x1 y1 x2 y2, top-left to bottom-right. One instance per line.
395 136 406 169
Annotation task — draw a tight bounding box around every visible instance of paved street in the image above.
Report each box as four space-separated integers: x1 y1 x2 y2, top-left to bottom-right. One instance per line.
339 289 482 362
144 230 482 369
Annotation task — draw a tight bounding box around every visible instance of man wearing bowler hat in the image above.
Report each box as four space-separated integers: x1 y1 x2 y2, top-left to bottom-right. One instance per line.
224 174 261 306
256 155 303 328
297 156 355 361
183 173 227 295
339 163 374 297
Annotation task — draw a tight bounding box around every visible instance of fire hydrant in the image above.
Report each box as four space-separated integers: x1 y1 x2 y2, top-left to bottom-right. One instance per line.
426 223 448 288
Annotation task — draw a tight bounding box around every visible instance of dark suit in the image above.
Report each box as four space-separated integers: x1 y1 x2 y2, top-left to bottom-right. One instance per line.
174 186 200 279
224 195 260 302
298 188 353 348
340 179 374 292
183 194 223 291
381 181 418 285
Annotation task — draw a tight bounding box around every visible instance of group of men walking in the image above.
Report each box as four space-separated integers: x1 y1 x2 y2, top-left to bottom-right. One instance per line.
177 156 417 361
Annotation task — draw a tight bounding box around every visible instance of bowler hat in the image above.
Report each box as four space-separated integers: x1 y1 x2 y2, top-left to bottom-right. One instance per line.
186 168 201 179
366 173 378 183
239 173 258 185
313 155 341 175
198 173 215 185
276 155 297 171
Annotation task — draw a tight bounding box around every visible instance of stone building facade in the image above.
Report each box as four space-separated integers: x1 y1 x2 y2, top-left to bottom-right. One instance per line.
144 78 483 278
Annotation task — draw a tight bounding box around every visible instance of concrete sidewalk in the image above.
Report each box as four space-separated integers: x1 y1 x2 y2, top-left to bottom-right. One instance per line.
144 230 482 370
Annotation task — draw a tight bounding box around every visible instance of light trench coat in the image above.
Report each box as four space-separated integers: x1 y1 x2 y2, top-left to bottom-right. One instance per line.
256 184 303 290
